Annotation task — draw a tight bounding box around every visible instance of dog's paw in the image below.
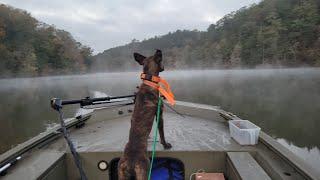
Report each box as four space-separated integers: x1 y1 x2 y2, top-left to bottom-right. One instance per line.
162 142 172 149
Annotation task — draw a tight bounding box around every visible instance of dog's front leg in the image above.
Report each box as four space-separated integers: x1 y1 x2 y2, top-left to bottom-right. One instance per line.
158 104 172 149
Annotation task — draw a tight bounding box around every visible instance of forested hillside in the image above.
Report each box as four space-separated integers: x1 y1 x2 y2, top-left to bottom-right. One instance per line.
1 0 319 77
0 4 92 77
94 0 320 71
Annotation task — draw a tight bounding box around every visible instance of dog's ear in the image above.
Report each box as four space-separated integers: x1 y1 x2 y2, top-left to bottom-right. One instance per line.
133 53 146 65
154 49 162 62
155 49 162 57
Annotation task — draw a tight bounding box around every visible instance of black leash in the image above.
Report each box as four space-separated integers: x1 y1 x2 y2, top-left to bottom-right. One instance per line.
52 99 88 180
50 94 136 180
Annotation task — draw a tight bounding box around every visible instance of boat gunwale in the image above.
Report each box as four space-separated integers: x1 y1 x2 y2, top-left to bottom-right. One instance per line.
0 115 91 168
174 100 320 179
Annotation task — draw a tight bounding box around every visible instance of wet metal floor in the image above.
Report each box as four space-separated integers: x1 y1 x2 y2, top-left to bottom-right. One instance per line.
71 112 249 152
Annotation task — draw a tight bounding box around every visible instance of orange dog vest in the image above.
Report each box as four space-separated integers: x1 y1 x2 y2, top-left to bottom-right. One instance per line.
140 73 175 105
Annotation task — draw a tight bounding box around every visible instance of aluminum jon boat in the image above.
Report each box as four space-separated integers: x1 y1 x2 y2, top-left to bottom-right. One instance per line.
0 97 319 180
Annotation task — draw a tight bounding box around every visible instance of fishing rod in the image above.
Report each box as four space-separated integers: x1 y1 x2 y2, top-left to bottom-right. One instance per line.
51 94 136 109
0 94 135 177
50 94 136 180
0 156 22 176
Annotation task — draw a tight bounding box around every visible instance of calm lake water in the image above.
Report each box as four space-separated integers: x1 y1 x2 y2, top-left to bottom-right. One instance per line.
0 68 319 172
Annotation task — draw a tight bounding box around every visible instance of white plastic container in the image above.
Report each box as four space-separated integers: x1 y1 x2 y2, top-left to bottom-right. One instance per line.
229 120 261 145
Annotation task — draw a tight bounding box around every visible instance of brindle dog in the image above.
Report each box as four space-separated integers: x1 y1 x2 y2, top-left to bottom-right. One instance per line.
118 50 172 180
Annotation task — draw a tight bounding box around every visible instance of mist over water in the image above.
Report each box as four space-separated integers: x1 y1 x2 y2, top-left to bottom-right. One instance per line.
0 68 319 171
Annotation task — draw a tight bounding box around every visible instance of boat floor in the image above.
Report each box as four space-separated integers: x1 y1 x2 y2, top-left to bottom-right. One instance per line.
69 112 252 152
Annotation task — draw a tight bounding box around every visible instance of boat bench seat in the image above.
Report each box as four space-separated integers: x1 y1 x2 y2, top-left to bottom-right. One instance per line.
227 152 271 180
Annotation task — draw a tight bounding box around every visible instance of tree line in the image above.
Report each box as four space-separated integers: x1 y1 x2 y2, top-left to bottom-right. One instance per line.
1 0 319 77
94 0 320 71
0 4 93 77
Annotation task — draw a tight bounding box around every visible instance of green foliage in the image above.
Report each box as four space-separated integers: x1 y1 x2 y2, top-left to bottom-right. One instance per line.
94 0 320 70
0 4 93 77
1 0 319 76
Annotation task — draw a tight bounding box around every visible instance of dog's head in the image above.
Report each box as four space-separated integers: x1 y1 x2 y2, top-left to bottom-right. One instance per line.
134 49 164 76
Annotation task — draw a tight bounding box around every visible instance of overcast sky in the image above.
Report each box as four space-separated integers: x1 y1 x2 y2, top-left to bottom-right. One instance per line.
1 0 260 54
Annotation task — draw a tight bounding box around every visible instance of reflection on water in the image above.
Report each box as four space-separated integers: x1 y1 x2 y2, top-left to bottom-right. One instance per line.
0 68 319 171
277 138 320 169
0 72 139 152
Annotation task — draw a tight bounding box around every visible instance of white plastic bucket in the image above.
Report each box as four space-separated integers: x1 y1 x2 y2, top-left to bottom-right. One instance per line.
229 120 261 145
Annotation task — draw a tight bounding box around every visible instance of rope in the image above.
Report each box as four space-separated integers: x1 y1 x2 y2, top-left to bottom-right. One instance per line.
163 101 185 118
147 96 163 180
57 109 88 180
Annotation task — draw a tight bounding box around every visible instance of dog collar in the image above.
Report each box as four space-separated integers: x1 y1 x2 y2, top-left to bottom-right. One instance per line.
140 73 175 105
140 73 161 83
